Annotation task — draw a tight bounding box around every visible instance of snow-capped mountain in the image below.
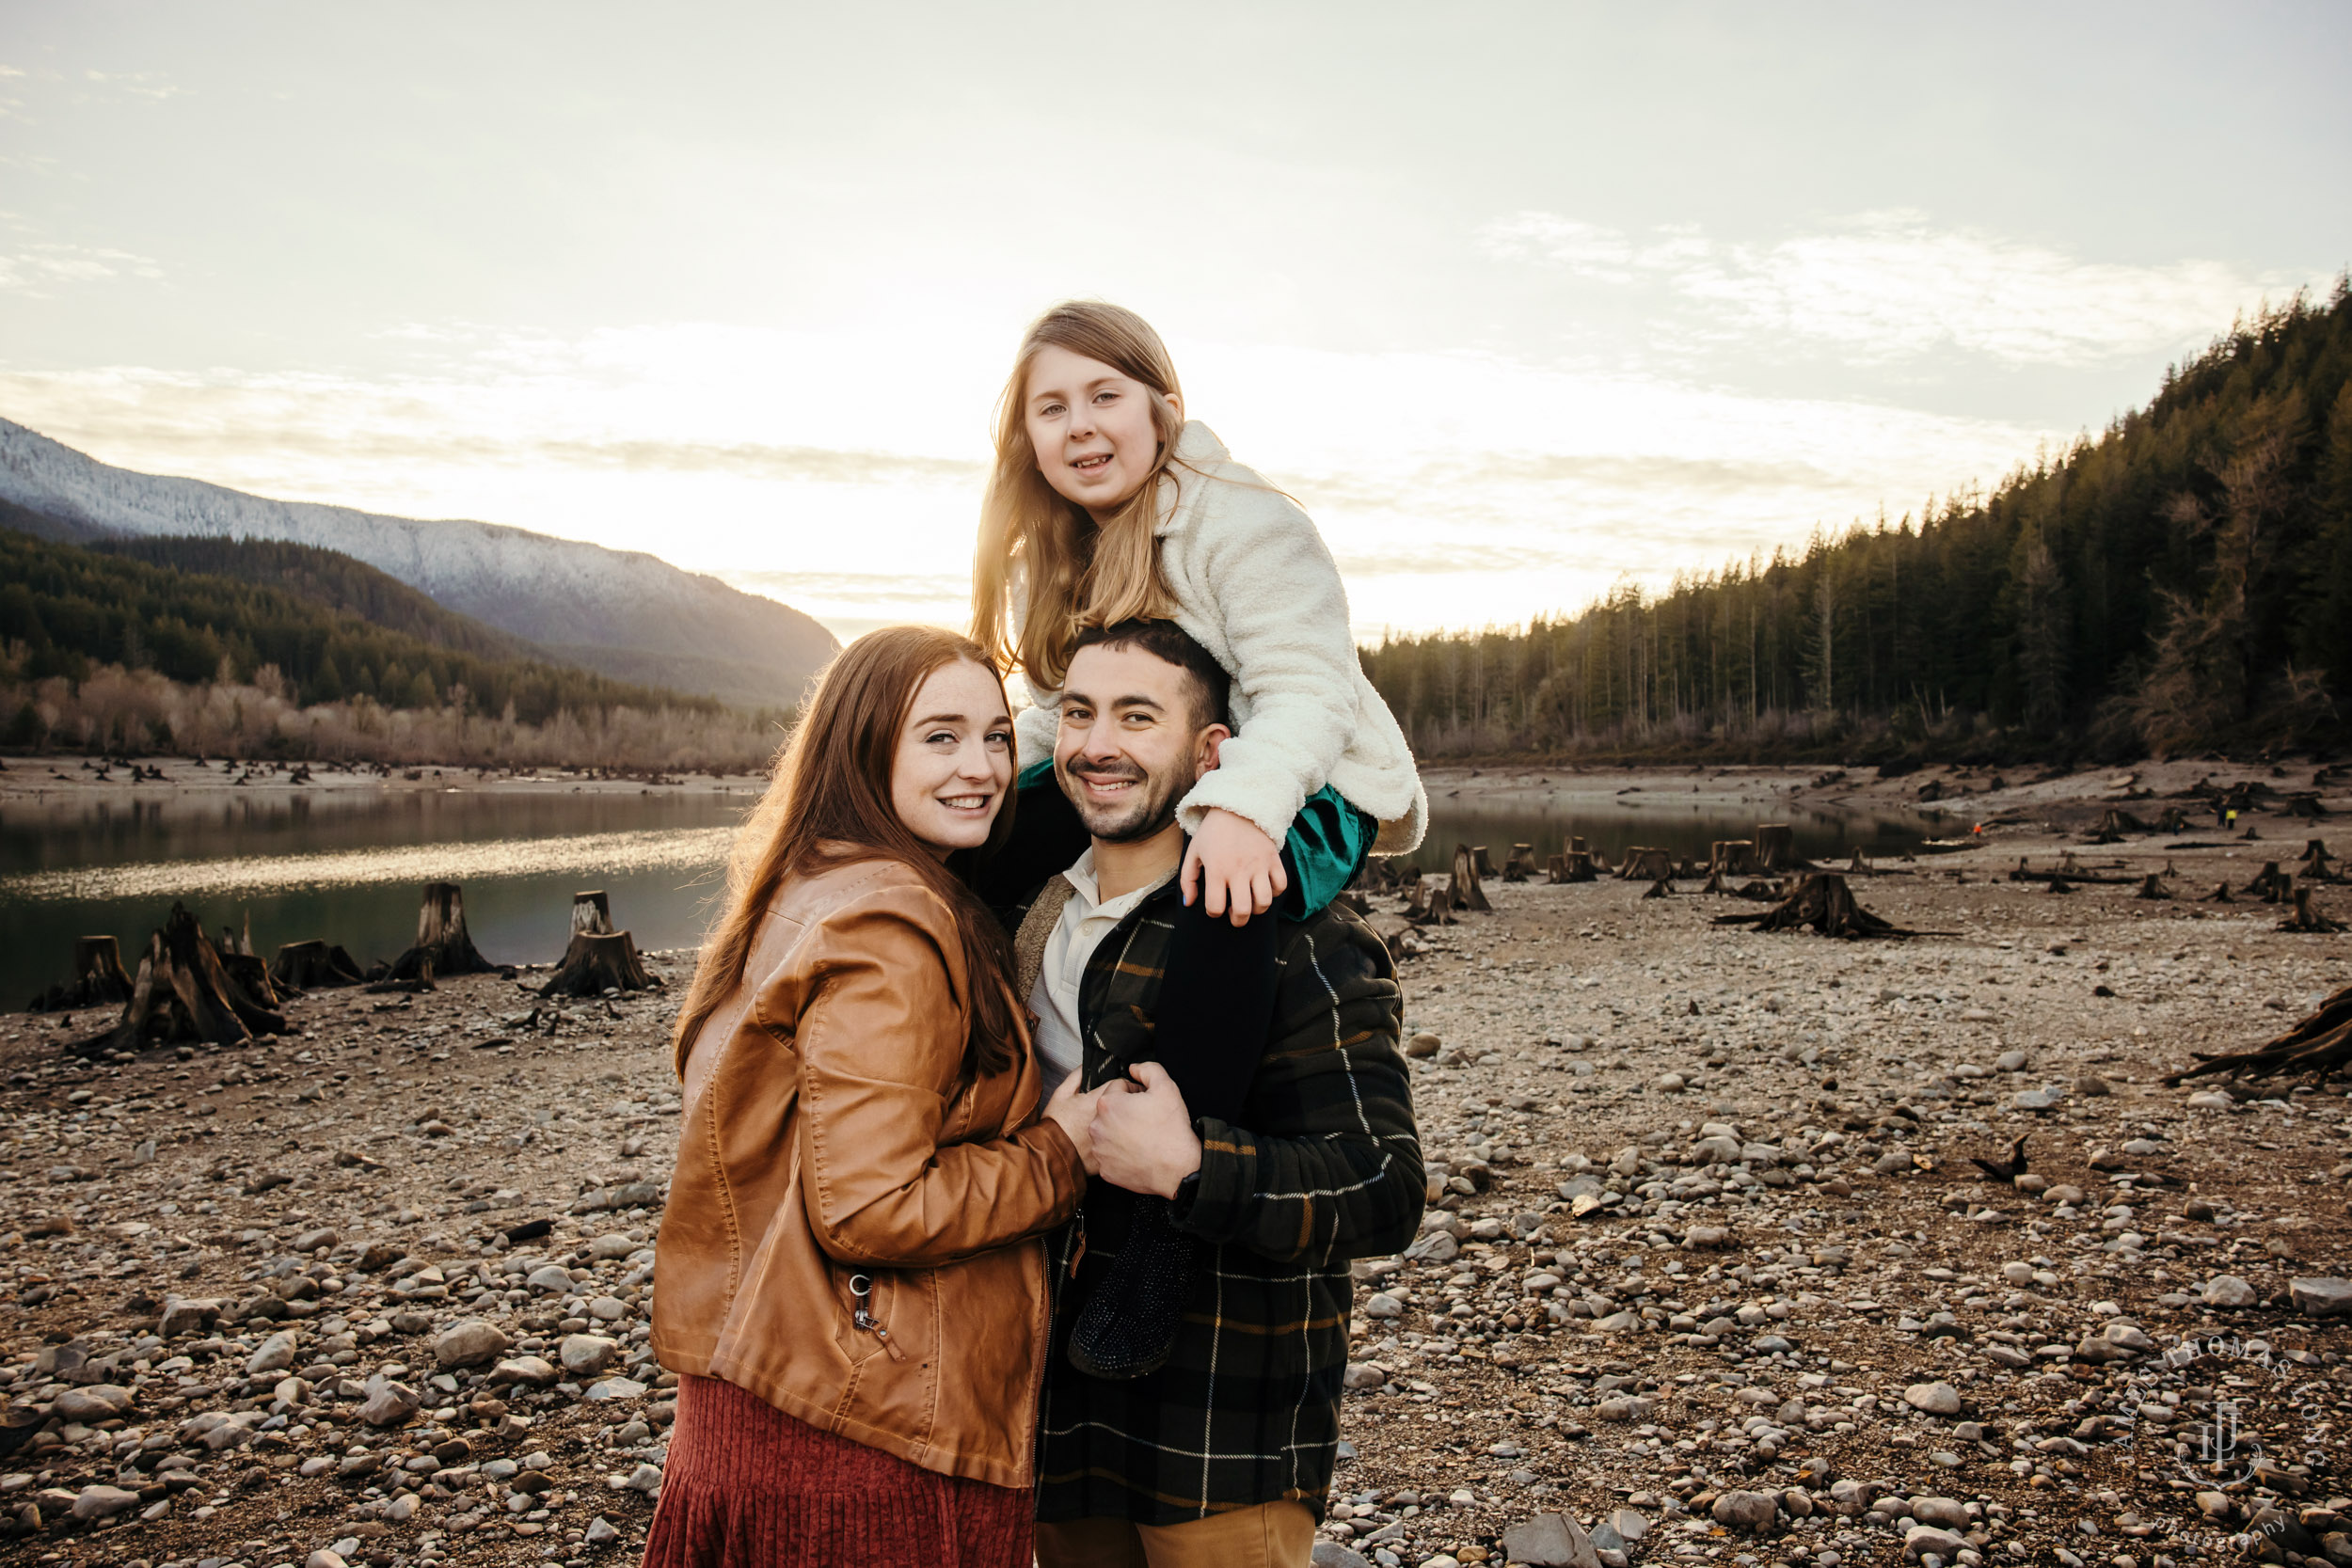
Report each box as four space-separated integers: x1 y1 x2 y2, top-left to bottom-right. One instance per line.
0 417 838 711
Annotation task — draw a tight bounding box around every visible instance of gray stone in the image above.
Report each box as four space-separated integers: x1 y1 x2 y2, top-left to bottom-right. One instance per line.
491 1355 562 1388
293 1226 339 1253
70 1484 142 1521
1907 1497 1969 1528
1710 1490 1778 1530
2202 1275 2257 1308
1405 1229 1459 1264
1902 1381 1963 1416
1311 1546 1373 1568
1405 1032 1441 1058
307 1552 350 1568
623 1461 664 1493
2289 1276 2352 1317
527 1264 576 1293
562 1334 622 1377
1606 1507 1648 1542
588 1294 628 1322
51 1384 134 1420
1363 1292 1404 1320
587 1376 649 1402
160 1296 222 1337
2010 1088 2062 1111
1342 1361 1388 1391
247 1329 299 1375
591 1232 640 1259
584 1516 622 1546
1499 1511 1602 1567
1682 1225 1731 1249
1906 1525 1970 1560
358 1381 421 1426
434 1318 512 1370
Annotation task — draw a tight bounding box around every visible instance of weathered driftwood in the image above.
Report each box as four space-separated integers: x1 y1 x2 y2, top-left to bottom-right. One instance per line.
2166 984 2352 1085
1501 845 1538 884
1450 844 1492 912
1711 872 1926 939
2279 885 2346 934
387 881 499 980
269 940 365 990
100 903 287 1051
541 929 660 997
1732 878 1784 901
2010 860 2135 886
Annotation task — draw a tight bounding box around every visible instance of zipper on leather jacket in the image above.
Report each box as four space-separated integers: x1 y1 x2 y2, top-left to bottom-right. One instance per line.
1067 1210 1087 1279
849 1273 908 1362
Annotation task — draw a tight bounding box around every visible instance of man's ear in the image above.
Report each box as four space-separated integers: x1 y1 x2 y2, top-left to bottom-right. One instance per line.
1196 724 1232 772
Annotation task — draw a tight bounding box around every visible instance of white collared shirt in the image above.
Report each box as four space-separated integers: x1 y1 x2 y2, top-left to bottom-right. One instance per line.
1028 847 1177 1101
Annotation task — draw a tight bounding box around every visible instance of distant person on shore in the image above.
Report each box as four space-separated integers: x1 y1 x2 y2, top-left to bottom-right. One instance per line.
970 299 1428 1378
644 626 1108 1567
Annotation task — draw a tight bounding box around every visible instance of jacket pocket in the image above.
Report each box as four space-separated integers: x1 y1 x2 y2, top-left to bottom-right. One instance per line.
832 1266 907 1364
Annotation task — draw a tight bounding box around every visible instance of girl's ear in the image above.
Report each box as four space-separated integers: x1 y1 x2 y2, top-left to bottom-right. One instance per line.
1164 388 1184 428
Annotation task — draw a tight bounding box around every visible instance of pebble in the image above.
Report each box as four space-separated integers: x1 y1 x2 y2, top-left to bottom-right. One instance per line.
433 1317 512 1368
1710 1490 1778 1529
563 1332 623 1375
246 1329 299 1375
2201 1274 2257 1307
2289 1275 2352 1316
1902 1382 1963 1416
70 1483 142 1521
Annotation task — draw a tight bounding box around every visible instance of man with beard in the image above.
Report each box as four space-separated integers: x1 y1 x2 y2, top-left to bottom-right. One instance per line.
1011 618 1423 1567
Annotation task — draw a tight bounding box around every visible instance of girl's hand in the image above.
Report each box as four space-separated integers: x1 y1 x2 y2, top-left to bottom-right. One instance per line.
1182 807 1287 926
1041 1071 1108 1175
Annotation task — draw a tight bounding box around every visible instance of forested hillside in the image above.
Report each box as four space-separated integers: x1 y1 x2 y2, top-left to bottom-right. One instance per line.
1365 284 2352 763
0 527 733 730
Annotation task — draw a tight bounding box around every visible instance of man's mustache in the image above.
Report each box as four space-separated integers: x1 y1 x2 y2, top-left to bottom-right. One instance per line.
1062 756 1148 784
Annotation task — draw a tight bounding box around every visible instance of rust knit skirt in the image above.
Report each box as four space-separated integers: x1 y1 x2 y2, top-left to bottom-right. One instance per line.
640 1373 1033 1568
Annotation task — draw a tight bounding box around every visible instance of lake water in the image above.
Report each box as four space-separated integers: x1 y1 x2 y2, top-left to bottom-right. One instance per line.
0 784 1945 1008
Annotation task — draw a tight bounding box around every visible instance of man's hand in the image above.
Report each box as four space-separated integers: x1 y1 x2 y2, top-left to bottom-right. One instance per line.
1182 807 1287 926
1041 1070 1112 1176
1089 1062 1203 1199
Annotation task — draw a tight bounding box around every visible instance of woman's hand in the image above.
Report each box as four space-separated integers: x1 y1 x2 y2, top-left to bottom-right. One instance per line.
1041 1071 1106 1175
1089 1062 1203 1199
1182 807 1287 926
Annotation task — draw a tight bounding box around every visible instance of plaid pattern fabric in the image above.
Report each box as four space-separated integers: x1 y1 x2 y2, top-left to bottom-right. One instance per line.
1016 881 1423 1525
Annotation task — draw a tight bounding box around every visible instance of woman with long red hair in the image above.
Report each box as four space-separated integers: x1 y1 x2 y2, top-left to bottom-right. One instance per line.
644 625 1100 1567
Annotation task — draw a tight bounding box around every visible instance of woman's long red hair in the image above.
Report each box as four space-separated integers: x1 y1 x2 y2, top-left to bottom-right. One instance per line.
670 626 1022 1079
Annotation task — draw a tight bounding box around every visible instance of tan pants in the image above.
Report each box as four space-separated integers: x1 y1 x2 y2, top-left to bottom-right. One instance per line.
1033 1501 1317 1568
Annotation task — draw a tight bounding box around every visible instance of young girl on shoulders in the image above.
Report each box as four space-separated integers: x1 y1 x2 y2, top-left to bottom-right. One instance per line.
969 300 1426 1376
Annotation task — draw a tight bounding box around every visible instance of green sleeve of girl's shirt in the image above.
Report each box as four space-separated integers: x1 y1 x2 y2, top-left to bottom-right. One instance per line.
1016 765 1375 922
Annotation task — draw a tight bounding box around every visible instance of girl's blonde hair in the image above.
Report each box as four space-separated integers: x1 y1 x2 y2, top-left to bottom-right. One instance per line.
971 300 1189 690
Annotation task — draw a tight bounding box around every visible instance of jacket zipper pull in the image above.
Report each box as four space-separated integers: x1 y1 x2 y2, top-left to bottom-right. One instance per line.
1067 1213 1087 1279
850 1273 909 1362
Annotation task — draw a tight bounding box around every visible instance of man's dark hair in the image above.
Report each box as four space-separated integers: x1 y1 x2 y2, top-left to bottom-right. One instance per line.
1070 619 1232 732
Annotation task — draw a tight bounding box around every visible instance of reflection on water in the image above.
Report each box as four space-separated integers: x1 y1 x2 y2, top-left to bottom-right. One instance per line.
0 784 1950 1009
0 790 756 1008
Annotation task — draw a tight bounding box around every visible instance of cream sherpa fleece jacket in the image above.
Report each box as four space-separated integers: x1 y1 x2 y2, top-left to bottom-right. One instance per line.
1013 421 1428 856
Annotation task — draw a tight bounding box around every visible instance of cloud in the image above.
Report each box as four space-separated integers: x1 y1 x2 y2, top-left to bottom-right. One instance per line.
1481 210 2303 367
0 242 164 294
82 70 183 102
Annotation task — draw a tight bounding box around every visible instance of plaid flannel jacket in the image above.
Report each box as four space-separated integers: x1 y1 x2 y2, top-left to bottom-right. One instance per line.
1012 875 1424 1525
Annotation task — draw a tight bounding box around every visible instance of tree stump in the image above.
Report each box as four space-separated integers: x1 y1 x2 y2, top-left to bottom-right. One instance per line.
1620 847 1674 883
2201 881 2234 903
1404 875 1455 926
2134 874 2172 901
2166 984 2352 1085
1732 878 1784 901
99 903 287 1052
1846 847 1874 876
387 881 498 980
2091 807 2152 843
1449 844 1492 912
1501 845 1537 884
2045 876 2077 895
269 940 365 990
1700 869 1729 895
541 929 659 997
1549 850 1596 884
2244 862 2291 903
1712 840 1759 876
570 891 614 936
1471 846 1497 879
2278 885 2346 934
1756 825 1796 872
2155 807 2192 833
1711 873 1923 939
73 936 133 1003
1641 876 1675 900
2299 840 2337 880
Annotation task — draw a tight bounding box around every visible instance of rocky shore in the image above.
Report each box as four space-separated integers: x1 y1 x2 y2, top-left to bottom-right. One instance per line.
1 761 2347 1568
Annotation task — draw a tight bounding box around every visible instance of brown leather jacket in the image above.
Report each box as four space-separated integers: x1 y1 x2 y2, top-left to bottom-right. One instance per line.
651 856 1084 1488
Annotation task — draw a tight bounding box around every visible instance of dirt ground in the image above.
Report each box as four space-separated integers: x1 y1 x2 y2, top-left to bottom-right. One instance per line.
1 759 2348 1568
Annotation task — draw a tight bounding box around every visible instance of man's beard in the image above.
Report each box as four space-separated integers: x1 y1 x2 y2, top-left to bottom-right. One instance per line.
1059 755 1197 844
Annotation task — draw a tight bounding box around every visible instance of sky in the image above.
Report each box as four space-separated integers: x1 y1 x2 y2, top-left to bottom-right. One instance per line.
2 2 2348 642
